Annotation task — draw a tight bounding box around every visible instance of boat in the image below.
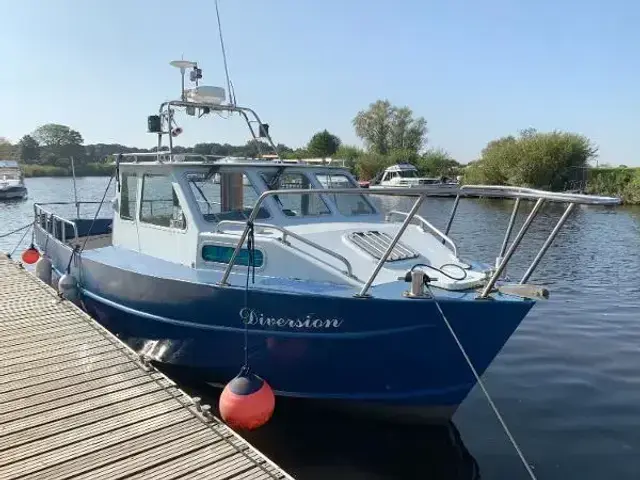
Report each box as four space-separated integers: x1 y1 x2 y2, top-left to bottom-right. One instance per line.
30 59 620 423
368 163 459 196
0 160 27 200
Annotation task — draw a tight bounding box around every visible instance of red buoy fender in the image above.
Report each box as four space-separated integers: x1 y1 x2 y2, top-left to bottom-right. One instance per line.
219 371 275 430
21 246 40 265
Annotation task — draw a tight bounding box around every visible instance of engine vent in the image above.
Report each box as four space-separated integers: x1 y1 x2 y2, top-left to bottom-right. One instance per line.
348 231 419 262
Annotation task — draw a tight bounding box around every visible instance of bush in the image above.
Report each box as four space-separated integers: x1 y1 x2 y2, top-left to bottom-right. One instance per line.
22 162 114 177
463 130 596 190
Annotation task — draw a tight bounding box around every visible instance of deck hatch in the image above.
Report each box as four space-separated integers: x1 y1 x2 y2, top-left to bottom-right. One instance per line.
348 231 419 261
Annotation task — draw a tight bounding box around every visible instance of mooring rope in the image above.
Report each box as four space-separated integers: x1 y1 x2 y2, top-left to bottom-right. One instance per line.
0 222 32 239
7 223 33 259
427 285 537 480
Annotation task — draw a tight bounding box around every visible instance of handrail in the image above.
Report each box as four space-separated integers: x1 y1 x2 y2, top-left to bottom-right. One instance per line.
385 210 458 257
34 203 79 243
214 220 358 281
217 185 620 297
459 184 621 205
218 187 432 292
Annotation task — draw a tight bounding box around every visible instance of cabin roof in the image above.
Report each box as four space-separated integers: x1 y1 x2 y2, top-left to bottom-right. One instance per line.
385 163 417 172
0 160 20 168
117 155 349 170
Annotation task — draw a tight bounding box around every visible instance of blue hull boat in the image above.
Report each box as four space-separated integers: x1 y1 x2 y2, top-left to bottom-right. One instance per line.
30 59 619 422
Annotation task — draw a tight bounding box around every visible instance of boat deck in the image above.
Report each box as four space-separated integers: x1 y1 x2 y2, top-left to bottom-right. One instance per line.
0 253 293 480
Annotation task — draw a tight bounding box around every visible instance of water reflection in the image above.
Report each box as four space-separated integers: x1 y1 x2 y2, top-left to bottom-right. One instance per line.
172 374 480 480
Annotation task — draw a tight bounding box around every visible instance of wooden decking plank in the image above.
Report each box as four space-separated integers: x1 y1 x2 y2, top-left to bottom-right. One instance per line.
0 342 116 375
0 390 178 451
0 374 161 423
0 399 185 467
0 348 127 385
0 367 157 414
0 380 174 437
0 253 291 479
125 441 241 479
0 338 112 369
0 411 195 477
20 422 211 480
0 362 141 404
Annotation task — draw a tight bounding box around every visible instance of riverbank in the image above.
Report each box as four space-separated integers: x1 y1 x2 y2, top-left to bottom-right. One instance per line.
585 167 640 204
20 163 640 204
22 163 114 177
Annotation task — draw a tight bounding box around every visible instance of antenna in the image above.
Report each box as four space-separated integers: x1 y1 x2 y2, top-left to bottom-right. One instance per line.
170 58 197 100
215 0 234 106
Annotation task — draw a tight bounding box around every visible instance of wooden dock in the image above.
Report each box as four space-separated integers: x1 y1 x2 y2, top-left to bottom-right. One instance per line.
0 254 293 480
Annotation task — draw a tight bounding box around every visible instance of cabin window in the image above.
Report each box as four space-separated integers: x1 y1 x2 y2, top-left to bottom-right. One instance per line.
140 174 186 229
202 244 264 267
120 172 138 220
315 173 376 216
186 171 269 223
260 171 330 217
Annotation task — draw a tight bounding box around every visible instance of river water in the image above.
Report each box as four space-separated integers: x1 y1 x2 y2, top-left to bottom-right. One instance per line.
2 176 640 479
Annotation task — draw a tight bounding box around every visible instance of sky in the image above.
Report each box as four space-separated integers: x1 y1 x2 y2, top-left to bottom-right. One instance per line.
1 0 638 165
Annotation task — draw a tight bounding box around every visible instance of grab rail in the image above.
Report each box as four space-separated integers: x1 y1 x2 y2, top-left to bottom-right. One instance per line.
34 203 79 243
218 187 431 295
218 185 620 298
214 220 358 280
385 210 458 257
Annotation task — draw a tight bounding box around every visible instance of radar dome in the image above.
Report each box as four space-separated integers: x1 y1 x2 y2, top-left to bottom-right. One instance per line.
185 86 226 105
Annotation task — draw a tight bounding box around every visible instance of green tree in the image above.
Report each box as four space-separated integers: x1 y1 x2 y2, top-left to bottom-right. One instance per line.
32 124 85 165
355 153 394 181
17 135 40 164
417 148 460 177
353 100 427 155
463 130 597 190
0 137 15 159
306 130 341 157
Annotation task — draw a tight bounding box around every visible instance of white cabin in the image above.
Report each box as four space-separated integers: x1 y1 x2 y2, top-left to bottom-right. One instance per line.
109 157 484 291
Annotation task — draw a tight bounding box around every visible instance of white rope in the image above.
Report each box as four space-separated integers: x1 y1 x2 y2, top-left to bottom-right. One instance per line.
428 288 537 480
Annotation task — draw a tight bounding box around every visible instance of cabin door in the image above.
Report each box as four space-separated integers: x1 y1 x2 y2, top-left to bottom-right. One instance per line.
136 173 193 265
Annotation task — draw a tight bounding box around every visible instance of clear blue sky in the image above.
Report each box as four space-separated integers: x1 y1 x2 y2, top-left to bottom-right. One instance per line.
1 0 638 165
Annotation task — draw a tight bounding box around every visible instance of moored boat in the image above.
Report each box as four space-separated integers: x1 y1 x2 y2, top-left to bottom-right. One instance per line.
30 60 620 423
368 163 459 196
0 160 27 200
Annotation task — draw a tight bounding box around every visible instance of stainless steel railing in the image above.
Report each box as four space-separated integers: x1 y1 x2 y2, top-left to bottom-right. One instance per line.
217 187 430 296
33 201 104 243
448 185 620 298
385 210 458 257
214 220 358 280
218 185 620 299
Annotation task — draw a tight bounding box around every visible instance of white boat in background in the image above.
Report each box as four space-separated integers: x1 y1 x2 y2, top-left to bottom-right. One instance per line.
368 163 459 196
0 160 27 200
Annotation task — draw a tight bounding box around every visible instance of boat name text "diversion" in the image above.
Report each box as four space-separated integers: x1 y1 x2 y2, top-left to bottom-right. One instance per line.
239 308 343 329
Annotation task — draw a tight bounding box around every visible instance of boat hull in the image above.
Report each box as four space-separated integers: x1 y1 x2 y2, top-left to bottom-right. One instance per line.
37 232 533 420
0 185 27 200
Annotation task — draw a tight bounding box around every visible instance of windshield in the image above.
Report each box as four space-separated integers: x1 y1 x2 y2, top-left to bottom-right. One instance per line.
260 170 331 217
186 170 269 222
315 173 376 216
398 170 418 178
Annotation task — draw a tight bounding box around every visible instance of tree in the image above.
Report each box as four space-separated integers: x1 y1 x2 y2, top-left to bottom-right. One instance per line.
0 137 15 159
306 130 341 157
32 124 85 165
17 135 40 164
463 130 597 190
418 148 460 177
353 100 427 155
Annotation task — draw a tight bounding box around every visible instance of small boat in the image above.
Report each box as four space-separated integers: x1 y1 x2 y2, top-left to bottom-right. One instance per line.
31 59 620 423
369 163 459 196
0 160 27 200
